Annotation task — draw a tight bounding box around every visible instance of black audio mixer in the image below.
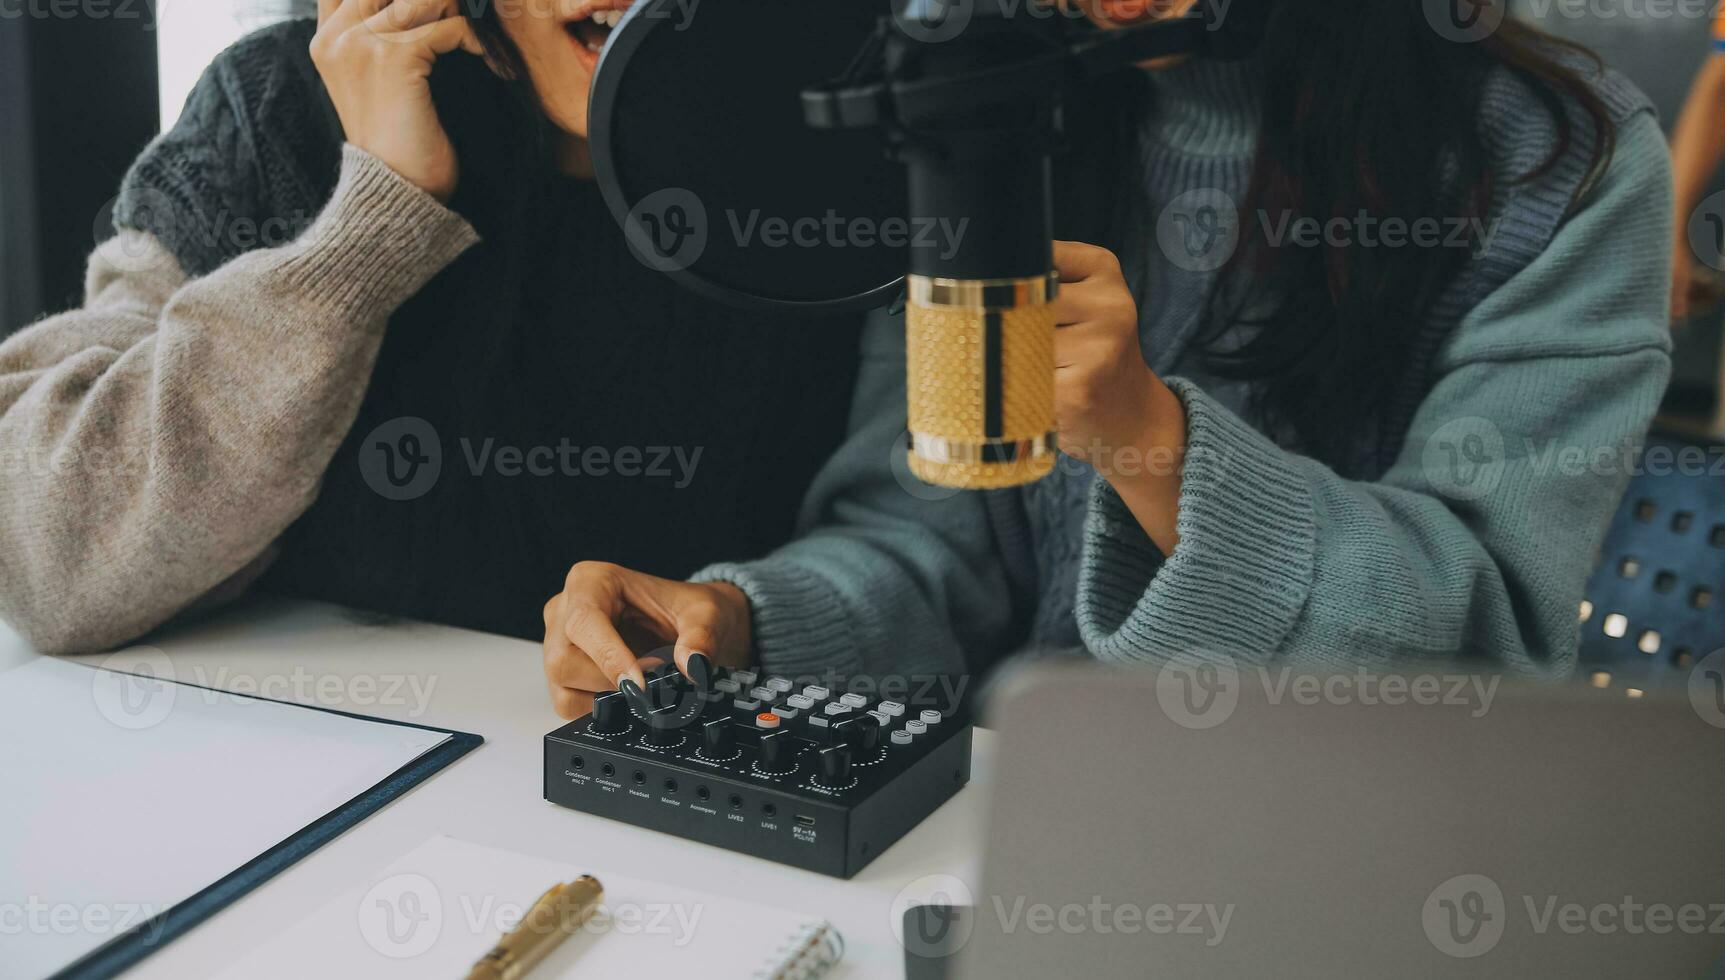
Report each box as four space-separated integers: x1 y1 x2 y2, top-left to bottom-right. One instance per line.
543 658 972 878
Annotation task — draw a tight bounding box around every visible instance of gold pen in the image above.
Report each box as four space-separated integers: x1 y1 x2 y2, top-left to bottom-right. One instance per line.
465 876 604 980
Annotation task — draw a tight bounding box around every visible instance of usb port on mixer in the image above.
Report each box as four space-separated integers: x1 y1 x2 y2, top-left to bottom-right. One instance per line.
795 814 816 827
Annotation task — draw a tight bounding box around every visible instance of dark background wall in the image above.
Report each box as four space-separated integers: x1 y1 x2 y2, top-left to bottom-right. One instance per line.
0 2 1715 338
0 14 158 334
1517 4 1713 127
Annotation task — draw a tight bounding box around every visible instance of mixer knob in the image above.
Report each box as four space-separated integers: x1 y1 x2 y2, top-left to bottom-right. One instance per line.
590 691 630 734
644 713 683 746
701 717 736 757
757 729 798 773
815 744 852 787
647 672 684 709
831 713 880 753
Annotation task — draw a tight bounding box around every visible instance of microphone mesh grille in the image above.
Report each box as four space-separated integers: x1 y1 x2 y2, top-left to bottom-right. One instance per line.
905 299 1056 489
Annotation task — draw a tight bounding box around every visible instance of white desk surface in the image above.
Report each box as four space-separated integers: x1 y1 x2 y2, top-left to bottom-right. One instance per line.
0 598 990 979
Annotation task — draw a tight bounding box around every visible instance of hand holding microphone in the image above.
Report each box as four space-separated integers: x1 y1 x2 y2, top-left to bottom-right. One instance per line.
1051 241 1186 555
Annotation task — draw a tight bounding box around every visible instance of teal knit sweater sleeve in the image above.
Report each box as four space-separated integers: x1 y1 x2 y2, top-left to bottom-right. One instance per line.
1078 112 1673 674
692 313 1012 683
699 112 1673 680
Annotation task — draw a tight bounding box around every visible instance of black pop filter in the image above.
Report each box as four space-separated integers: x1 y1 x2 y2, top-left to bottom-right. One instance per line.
590 0 905 312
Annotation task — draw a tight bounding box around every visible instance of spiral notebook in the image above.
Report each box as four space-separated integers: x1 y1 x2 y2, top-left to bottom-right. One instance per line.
215 836 844 979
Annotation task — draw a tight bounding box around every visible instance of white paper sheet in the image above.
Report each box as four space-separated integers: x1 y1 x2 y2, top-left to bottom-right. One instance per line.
0 655 451 979
214 836 842 979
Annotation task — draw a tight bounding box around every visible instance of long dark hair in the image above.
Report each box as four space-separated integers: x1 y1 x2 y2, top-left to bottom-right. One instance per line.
1060 2 1619 468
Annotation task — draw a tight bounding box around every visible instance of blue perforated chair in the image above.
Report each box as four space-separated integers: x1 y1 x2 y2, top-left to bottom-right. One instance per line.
1577 431 1725 689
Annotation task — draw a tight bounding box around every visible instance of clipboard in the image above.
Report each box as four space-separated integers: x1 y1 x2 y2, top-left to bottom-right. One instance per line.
0 656 483 980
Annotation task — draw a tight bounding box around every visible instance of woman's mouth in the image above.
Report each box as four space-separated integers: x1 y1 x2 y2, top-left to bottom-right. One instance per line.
566 2 628 73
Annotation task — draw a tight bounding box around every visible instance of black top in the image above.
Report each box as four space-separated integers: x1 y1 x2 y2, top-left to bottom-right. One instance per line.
117 21 862 640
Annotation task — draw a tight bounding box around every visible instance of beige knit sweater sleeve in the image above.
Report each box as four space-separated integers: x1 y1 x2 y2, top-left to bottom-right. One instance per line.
0 145 480 654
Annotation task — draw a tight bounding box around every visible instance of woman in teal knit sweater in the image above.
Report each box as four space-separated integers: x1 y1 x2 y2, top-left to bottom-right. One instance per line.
541 2 1674 716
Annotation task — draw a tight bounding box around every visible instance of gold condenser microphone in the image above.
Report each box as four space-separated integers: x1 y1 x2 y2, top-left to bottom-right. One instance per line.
904 272 1059 489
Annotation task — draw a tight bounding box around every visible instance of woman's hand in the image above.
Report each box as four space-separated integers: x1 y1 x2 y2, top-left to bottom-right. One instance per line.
1053 240 1187 554
1672 239 1693 322
542 562 754 720
310 0 482 202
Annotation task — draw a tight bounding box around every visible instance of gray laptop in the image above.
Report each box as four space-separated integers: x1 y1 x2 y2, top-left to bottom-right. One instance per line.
944 659 1725 978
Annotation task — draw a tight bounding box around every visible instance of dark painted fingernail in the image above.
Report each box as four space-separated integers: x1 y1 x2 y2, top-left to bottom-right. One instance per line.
686 651 712 688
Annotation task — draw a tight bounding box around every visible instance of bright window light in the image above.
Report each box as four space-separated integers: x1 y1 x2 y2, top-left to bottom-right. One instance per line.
157 0 306 130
